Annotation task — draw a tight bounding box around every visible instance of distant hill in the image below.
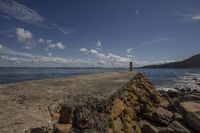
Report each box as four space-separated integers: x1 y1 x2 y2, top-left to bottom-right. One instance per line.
143 54 200 68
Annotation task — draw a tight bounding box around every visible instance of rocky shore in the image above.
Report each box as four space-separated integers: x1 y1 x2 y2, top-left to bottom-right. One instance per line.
0 72 200 133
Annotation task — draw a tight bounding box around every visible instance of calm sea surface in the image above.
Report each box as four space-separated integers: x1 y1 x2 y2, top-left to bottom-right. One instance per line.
0 67 200 90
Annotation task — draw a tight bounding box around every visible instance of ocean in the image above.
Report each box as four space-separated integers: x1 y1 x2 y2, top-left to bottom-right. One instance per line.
0 67 200 91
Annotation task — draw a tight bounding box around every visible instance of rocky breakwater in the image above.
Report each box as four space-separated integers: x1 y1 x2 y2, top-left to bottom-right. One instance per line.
1 72 200 133
48 73 200 133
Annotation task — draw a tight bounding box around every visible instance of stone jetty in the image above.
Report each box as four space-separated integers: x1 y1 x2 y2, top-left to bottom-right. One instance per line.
0 72 200 133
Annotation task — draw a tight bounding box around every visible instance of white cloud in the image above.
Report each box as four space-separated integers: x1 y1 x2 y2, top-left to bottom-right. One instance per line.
126 48 133 54
140 38 174 46
46 39 53 44
0 44 33 57
0 0 44 25
127 55 133 58
0 44 2 49
16 28 33 49
81 47 132 67
0 45 94 67
38 38 45 44
175 9 200 22
16 28 32 42
0 0 74 34
96 41 102 47
192 16 200 20
80 48 88 52
47 53 52 56
53 24 74 35
48 42 65 50
88 49 98 54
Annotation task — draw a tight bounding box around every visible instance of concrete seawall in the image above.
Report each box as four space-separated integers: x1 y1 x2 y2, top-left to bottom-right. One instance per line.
1 72 200 133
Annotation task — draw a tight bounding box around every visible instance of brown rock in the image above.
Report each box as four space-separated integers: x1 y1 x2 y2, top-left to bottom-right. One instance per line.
139 120 159 133
113 117 123 132
179 101 200 132
183 94 200 102
51 113 60 121
174 112 184 122
58 106 73 124
111 99 124 119
159 121 191 133
124 106 136 120
160 99 170 109
167 90 180 98
146 107 173 126
106 128 113 133
54 123 72 133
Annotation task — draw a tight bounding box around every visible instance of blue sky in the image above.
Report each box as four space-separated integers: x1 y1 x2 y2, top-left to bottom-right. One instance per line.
0 0 200 67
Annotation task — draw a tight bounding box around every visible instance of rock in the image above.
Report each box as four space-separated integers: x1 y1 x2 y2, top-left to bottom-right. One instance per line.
182 94 200 102
125 122 134 133
178 101 200 132
54 124 72 133
160 99 170 109
168 98 180 112
51 113 60 121
58 106 73 124
159 121 191 133
106 128 113 133
146 107 173 126
111 99 124 119
167 90 180 98
124 106 136 120
113 117 123 132
139 120 159 133
174 112 184 122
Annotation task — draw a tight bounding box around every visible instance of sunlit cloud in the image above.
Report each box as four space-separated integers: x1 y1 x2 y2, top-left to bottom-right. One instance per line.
16 28 34 49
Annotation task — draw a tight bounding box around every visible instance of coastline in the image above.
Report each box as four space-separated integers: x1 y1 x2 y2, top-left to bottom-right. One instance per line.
0 71 200 133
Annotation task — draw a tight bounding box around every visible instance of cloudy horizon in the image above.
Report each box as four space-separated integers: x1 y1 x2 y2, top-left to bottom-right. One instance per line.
0 0 200 67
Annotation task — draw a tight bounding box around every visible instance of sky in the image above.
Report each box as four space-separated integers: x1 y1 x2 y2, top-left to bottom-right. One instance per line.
0 0 200 67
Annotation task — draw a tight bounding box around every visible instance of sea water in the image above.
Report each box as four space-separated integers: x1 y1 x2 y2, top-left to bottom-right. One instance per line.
0 67 200 91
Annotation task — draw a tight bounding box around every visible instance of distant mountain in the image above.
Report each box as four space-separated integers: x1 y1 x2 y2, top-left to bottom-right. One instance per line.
143 54 200 68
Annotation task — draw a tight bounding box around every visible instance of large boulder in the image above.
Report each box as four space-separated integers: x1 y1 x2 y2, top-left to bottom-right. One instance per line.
139 120 159 133
145 107 173 126
178 101 200 132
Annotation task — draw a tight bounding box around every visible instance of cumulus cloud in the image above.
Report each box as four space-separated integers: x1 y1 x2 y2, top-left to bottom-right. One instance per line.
47 53 52 56
46 39 53 44
127 55 133 58
126 48 133 54
16 28 32 42
38 38 45 44
96 41 102 47
16 28 34 49
0 44 2 49
79 48 88 52
81 47 132 67
0 45 94 67
48 42 65 50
